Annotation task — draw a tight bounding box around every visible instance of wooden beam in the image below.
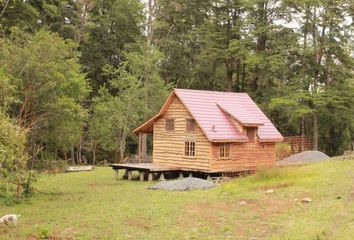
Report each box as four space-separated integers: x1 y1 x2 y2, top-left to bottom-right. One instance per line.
127 171 133 181
158 173 165 181
148 172 153 181
139 172 145 181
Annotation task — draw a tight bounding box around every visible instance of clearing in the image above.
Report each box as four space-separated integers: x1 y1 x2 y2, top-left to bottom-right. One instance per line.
1 158 354 240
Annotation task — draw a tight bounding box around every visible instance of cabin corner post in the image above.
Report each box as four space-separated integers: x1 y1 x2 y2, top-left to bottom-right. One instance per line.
138 132 147 163
138 133 142 162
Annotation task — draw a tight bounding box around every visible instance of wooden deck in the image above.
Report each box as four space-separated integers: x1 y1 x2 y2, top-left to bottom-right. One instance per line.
109 163 257 181
109 163 182 181
109 163 181 172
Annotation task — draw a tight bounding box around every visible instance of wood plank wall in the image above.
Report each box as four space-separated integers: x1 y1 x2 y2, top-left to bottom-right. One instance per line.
153 96 211 171
210 141 276 172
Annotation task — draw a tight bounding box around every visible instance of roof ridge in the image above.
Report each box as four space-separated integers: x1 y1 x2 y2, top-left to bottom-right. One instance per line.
174 88 249 95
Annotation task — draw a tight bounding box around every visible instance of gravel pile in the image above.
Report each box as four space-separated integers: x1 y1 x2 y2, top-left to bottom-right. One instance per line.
148 177 216 191
277 150 330 166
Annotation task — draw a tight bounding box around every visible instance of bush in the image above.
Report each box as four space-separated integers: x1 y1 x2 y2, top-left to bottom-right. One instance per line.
0 113 28 200
31 159 69 173
275 142 292 160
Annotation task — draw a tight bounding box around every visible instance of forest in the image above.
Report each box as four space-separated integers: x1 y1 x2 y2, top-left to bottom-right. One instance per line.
0 0 353 199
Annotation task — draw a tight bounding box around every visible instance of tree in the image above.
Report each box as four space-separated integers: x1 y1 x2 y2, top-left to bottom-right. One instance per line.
0 28 89 160
89 47 168 162
90 67 146 162
80 0 144 95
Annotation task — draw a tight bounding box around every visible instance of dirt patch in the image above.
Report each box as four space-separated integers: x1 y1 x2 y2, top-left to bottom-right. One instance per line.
125 218 151 230
178 196 295 238
256 183 293 191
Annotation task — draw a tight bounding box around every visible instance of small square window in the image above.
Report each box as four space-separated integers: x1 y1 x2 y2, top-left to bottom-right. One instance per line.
186 119 196 132
247 128 256 141
165 119 174 131
184 141 196 156
219 143 231 159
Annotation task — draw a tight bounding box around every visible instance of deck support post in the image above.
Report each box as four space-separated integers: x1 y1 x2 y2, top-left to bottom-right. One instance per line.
188 172 193 178
178 172 184 180
127 170 133 181
123 170 128 179
207 174 211 181
148 172 153 181
159 173 165 181
139 172 145 181
115 170 119 180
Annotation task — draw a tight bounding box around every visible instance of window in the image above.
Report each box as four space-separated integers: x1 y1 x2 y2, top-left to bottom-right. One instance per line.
184 141 196 157
247 128 256 141
186 119 196 132
165 119 174 131
219 143 231 158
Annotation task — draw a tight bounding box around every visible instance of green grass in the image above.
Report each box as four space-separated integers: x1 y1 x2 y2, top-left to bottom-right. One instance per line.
1 159 354 240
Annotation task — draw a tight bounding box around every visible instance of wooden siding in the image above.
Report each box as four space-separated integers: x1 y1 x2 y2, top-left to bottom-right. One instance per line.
210 141 276 172
153 96 211 171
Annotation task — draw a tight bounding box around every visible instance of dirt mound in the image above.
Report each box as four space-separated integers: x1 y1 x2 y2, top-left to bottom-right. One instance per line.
148 177 215 191
277 150 330 166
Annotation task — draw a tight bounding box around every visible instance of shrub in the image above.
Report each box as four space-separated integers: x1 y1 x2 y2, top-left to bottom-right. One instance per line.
275 142 292 160
31 159 69 173
0 113 28 200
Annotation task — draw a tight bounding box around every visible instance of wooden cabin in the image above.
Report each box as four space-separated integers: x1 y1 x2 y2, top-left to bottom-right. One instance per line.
132 89 283 175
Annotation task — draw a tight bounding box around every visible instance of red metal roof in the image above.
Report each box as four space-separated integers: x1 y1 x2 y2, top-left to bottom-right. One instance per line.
134 89 283 142
174 89 283 142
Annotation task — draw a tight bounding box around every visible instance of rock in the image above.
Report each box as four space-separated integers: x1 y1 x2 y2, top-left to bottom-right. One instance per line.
301 197 312 203
239 201 247 205
148 177 215 191
266 189 274 194
277 150 330 166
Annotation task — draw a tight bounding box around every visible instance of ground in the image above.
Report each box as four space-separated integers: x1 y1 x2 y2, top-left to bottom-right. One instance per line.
1 158 354 240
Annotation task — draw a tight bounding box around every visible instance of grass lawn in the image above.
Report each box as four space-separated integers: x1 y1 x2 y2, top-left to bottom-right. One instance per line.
1 158 354 240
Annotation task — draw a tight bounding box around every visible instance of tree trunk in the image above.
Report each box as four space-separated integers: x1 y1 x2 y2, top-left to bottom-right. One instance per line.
301 115 305 151
71 145 76 165
92 141 97 165
241 59 246 92
119 132 128 162
313 112 319 150
226 70 233 92
147 0 153 48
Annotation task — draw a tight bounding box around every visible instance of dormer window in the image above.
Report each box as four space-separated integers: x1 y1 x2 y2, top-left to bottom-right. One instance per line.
165 119 175 131
186 119 196 132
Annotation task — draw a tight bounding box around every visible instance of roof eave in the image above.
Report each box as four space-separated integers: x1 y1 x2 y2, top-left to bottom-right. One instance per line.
211 139 249 143
133 91 176 134
258 138 284 143
216 104 264 127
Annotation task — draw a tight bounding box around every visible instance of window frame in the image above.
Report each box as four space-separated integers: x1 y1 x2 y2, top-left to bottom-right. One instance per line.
184 141 196 157
165 118 175 131
218 143 231 159
186 119 196 132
